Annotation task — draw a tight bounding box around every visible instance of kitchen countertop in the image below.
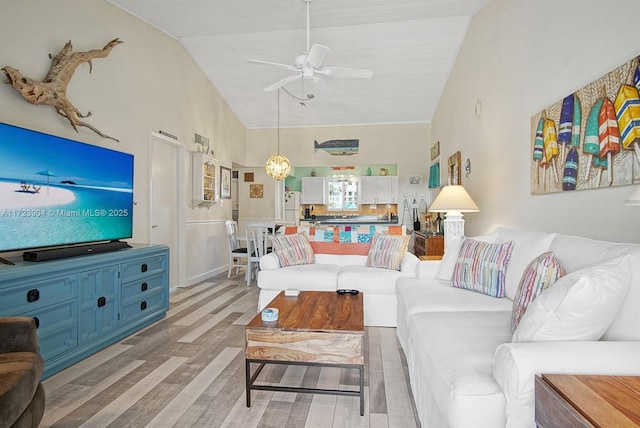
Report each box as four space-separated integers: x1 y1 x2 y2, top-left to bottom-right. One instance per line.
304 215 399 225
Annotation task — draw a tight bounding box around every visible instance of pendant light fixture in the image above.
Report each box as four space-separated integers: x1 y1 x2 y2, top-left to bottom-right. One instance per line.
265 89 291 180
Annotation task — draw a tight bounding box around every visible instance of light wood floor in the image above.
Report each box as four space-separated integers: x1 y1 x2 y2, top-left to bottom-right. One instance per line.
41 272 421 428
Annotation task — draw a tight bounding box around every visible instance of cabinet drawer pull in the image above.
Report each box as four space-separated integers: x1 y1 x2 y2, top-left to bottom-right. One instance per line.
141 282 148 292
33 317 40 329
140 301 147 310
26 289 40 303
97 296 107 308
141 263 148 273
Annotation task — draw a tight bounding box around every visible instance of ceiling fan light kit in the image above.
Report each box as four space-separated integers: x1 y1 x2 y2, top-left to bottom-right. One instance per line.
247 0 373 93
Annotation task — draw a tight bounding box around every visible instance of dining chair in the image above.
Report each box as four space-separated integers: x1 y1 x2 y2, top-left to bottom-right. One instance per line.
224 220 248 278
245 223 272 285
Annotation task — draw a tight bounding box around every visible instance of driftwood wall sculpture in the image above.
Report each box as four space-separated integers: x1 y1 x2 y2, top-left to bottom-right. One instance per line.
2 38 123 141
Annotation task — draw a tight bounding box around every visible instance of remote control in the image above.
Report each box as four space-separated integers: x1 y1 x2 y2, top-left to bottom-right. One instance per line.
337 289 359 295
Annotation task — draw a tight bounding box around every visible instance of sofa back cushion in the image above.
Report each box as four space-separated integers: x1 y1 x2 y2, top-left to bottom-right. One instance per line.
314 253 367 266
512 255 630 342
550 234 640 340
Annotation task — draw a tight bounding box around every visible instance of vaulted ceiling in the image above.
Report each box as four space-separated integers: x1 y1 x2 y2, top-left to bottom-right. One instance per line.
107 0 490 129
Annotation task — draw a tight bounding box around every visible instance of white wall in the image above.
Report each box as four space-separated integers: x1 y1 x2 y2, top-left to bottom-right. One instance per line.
0 0 247 284
432 0 640 243
246 122 434 226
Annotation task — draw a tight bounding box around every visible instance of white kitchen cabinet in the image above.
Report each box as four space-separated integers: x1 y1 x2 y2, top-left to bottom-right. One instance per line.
301 177 326 204
359 176 398 204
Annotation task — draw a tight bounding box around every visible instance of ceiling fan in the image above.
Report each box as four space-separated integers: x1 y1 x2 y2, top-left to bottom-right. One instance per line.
247 0 373 92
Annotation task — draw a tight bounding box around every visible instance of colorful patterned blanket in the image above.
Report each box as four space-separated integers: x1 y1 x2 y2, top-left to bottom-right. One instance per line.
279 224 406 255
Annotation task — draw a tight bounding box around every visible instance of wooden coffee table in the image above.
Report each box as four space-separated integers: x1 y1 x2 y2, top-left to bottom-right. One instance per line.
245 291 365 415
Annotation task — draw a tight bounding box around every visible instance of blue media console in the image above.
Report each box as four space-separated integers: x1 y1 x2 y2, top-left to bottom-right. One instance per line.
0 244 170 379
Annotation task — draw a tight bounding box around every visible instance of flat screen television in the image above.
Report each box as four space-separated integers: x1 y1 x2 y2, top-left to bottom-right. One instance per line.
0 122 134 254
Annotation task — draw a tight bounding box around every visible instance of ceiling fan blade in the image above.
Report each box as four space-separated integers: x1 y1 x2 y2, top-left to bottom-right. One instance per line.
247 59 298 72
316 66 373 79
305 44 330 69
264 74 302 92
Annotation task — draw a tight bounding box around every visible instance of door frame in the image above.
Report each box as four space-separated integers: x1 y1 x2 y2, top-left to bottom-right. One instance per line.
149 131 187 289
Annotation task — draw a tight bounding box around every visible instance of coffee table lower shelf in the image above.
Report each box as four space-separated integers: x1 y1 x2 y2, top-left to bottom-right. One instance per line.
245 359 365 416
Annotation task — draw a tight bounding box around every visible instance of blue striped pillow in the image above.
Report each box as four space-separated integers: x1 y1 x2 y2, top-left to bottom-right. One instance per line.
511 252 564 331
451 238 514 297
366 233 410 270
271 233 315 267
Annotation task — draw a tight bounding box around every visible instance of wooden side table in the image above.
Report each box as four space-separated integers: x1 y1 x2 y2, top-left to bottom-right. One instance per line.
413 231 444 259
535 374 640 427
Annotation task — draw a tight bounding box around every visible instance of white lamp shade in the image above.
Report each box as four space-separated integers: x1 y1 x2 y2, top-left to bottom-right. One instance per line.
428 185 479 213
625 186 640 206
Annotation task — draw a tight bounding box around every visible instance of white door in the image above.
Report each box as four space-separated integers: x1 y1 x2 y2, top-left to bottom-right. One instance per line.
150 133 185 288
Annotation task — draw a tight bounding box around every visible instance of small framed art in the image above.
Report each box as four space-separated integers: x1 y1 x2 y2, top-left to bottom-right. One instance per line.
220 166 231 199
448 151 461 185
431 141 440 160
249 184 263 198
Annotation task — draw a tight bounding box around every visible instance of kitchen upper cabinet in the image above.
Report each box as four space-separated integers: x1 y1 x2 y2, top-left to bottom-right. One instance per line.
301 177 326 204
360 176 398 204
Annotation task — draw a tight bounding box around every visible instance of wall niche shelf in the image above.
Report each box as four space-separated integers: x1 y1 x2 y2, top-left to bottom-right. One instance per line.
191 152 217 206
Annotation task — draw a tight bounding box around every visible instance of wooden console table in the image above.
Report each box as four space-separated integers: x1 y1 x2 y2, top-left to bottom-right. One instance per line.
535 374 640 427
413 231 444 259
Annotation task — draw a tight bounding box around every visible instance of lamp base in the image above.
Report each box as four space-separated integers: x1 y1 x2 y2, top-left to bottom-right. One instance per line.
442 210 465 253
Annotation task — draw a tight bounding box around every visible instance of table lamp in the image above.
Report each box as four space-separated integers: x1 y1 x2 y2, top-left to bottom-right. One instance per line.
428 185 479 253
624 186 640 206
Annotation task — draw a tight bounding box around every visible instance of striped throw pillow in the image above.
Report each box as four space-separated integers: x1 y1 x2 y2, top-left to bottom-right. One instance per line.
366 233 410 270
451 238 514 297
271 233 315 267
511 252 564 331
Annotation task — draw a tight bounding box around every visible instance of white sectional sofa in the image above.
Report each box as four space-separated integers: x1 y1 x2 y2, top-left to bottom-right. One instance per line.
396 227 640 428
258 251 419 326
257 224 418 327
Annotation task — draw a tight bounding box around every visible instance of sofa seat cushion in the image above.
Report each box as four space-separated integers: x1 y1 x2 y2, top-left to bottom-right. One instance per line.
337 265 413 293
0 352 43 426
408 311 512 427
258 263 340 291
397 279 513 319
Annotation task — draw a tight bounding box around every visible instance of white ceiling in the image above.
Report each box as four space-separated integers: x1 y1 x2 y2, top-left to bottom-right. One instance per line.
107 0 490 129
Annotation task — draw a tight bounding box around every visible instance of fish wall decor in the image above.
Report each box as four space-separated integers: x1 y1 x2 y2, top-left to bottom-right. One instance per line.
314 139 359 156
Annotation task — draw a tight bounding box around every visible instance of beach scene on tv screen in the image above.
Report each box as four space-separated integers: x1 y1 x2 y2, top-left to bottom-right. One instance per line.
0 123 134 252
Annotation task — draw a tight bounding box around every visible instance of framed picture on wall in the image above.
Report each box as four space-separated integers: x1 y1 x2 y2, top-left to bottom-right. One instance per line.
448 151 461 185
431 141 440 160
220 166 231 199
249 184 263 198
